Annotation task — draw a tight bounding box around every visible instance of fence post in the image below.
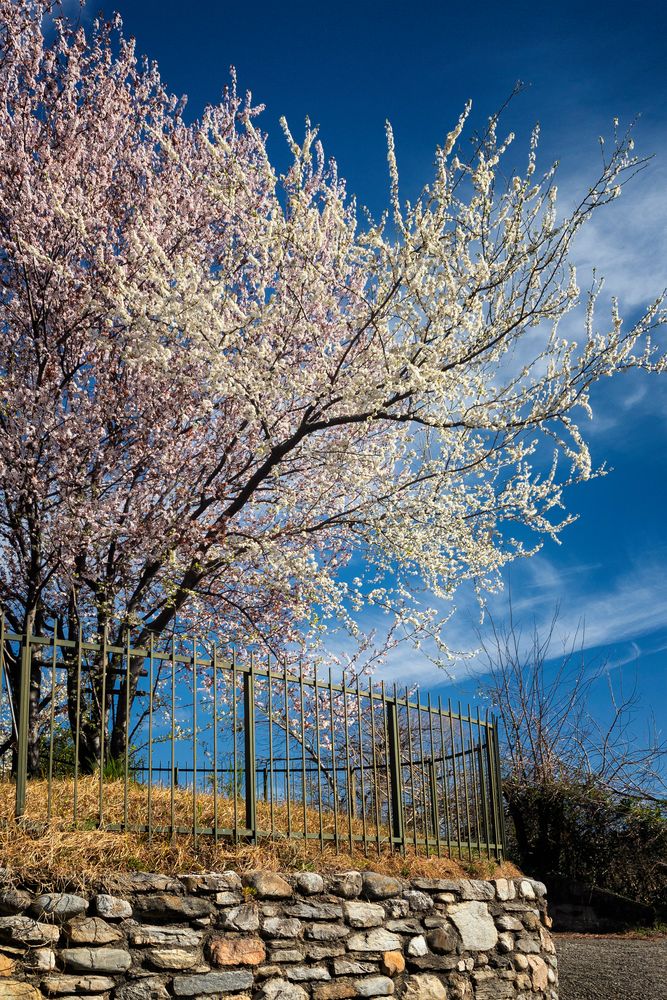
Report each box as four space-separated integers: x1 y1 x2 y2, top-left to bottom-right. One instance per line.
15 614 33 820
244 660 257 842
386 698 404 850
490 717 507 859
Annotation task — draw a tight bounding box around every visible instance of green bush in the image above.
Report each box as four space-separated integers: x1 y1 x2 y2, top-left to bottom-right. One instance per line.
504 779 667 914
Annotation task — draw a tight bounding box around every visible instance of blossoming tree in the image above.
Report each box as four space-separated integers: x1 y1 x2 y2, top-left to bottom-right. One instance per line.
1 0 665 772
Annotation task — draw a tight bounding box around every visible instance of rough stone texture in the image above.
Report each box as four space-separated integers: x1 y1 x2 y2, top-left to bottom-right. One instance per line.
303 946 346 961
407 935 428 957
447 901 499 951
243 874 293 900
31 895 88 922
114 980 170 1000
133 894 215 922
361 875 403 901
412 880 461 894
23 949 56 972
294 874 324 896
0 917 60 947
181 873 242 894
528 954 549 991
402 891 433 913
94 894 132 920
402 974 448 1000
284 966 330 982
332 961 377 976
270 949 304 964
493 879 516 902
208 935 266 966
127 925 203 947
347 929 402 952
0 982 42 1000
0 891 32 917
327 873 361 899
105 873 181 894
520 879 537 899
41 977 115 994
0 956 15 978
381 952 405 976
60 949 131 973
406 956 459 973
426 926 458 954
286 903 342 921
354 976 394 996
3 873 557 1000
145 948 200 970
223 903 261 932
383 899 409 920
173 971 253 995
305 924 349 942
259 979 307 1000
313 984 354 1000
262 917 303 939
341 901 384 929
64 917 124 945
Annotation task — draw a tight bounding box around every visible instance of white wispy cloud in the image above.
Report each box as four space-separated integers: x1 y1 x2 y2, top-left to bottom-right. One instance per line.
569 156 667 314
343 548 667 691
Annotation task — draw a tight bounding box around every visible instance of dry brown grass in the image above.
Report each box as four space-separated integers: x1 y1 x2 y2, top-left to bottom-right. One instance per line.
0 777 519 891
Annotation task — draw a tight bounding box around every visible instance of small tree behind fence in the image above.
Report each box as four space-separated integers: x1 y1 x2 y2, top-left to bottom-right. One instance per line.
0 618 506 860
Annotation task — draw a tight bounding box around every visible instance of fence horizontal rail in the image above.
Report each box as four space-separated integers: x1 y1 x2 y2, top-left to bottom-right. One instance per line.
0 617 506 860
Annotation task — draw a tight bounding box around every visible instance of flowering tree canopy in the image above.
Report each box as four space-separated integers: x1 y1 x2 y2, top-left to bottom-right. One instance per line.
1 0 665 767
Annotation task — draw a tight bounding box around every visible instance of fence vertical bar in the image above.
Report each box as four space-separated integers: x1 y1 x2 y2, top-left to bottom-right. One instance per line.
328 668 339 852
491 714 507 858
15 612 33 820
356 673 368 856
170 636 176 838
405 687 418 853
381 681 392 852
0 613 7 775
458 701 473 861
342 670 354 853
213 645 219 843
437 696 452 858
313 664 324 853
477 707 492 859
386 692 404 853
428 693 441 857
98 623 108 827
124 630 131 831
467 704 482 856
416 690 430 858
192 641 198 846
368 679 381 856
284 665 291 840
299 661 307 843
232 648 238 843
147 634 154 843
267 655 275 837
447 699 461 858
73 625 82 824
47 623 57 822
0 613 5 739
244 654 256 843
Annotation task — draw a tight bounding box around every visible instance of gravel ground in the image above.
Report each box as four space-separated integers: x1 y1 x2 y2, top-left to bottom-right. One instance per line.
556 935 667 1000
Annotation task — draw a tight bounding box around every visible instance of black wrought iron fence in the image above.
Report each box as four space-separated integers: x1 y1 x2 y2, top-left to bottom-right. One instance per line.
0 617 506 860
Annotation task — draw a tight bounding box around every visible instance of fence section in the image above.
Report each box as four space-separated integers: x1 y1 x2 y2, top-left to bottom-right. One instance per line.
0 619 506 859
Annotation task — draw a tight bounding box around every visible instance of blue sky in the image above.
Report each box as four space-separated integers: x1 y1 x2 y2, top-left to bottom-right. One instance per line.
74 1 667 743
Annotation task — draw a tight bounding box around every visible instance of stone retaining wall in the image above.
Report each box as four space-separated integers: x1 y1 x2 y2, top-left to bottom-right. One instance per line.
0 871 557 1000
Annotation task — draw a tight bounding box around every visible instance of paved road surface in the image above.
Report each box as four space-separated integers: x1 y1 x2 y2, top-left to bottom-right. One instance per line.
556 936 667 1000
